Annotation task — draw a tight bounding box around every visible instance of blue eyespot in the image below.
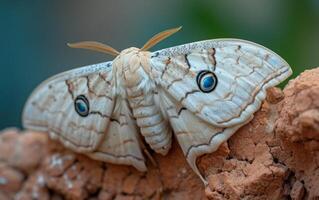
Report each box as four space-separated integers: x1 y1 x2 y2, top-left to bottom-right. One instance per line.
74 95 89 117
196 70 218 93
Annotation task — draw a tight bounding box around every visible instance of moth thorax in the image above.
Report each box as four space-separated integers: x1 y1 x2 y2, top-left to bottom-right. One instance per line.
114 48 154 96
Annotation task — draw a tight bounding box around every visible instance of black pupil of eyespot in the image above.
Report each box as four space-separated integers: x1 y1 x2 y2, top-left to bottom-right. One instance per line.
75 95 89 117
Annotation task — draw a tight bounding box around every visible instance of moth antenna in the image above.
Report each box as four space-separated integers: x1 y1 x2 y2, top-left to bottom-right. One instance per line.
67 41 120 56
141 26 182 51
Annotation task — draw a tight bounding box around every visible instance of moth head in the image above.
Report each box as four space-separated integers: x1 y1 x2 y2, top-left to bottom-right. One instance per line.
66 26 182 55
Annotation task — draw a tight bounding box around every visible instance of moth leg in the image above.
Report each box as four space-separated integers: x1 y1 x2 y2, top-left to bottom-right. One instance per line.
140 141 158 167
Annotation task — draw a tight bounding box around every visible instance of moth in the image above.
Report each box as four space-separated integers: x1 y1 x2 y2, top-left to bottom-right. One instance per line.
22 27 292 183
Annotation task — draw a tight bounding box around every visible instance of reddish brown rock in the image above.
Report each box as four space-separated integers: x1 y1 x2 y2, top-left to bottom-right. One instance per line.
0 128 48 172
43 144 104 200
0 163 24 195
15 172 50 200
277 68 319 142
290 180 305 200
274 68 319 199
266 87 284 104
0 67 318 199
200 98 289 199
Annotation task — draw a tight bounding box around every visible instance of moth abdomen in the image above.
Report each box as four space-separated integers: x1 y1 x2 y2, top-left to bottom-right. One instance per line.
138 109 172 155
129 94 172 155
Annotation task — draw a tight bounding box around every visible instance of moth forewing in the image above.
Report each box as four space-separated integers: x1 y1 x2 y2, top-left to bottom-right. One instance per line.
22 62 115 153
151 39 291 182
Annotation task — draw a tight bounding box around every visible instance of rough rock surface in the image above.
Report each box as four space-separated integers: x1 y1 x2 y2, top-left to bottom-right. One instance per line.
0 67 319 200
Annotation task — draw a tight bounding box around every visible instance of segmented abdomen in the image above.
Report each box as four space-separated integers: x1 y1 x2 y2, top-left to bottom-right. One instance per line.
127 87 172 155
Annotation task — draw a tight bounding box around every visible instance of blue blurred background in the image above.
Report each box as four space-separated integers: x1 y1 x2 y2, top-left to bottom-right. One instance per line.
0 0 318 129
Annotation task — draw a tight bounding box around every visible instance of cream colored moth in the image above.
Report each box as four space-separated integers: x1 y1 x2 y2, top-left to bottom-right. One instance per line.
22 27 292 184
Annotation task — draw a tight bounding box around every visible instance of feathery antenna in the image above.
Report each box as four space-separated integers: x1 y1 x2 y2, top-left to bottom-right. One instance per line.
67 26 182 55
67 41 120 56
141 26 182 51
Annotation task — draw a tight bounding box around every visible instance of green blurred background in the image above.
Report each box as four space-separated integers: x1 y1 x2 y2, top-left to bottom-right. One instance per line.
0 0 318 129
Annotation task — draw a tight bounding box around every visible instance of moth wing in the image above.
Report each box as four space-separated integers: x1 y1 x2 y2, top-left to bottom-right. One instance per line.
152 39 291 182
157 89 243 182
87 97 146 171
23 62 115 153
151 39 292 127
23 61 146 170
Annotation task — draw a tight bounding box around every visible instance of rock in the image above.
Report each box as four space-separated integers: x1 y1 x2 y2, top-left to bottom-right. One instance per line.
277 68 319 142
98 190 115 200
266 87 284 104
0 67 319 199
0 128 48 173
290 180 305 200
0 192 10 200
15 172 50 200
43 143 104 200
200 98 289 199
0 163 24 195
274 68 319 199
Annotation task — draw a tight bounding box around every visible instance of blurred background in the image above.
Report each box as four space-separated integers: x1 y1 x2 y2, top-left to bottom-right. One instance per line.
0 0 318 129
